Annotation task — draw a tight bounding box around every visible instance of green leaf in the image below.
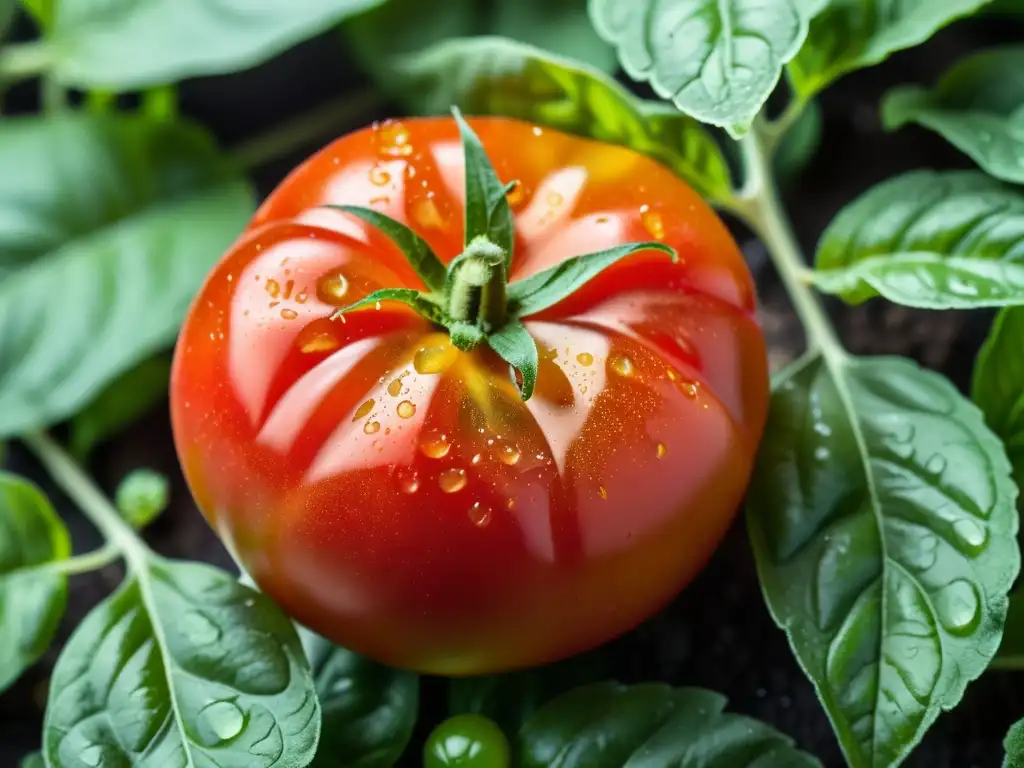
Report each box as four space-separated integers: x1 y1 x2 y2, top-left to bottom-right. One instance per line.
345 0 616 93
452 108 516 262
332 288 447 325
776 100 823 184
44 559 319 767
0 472 70 694
487 321 539 400
747 353 1020 768
395 37 735 205
0 115 255 439
448 652 606 738
301 630 419 768
973 307 1024 498
17 0 49 29
590 0 808 136
509 242 675 317
882 46 1024 185
327 205 447 292
115 469 170 530
20 753 44 768
789 0 990 101
518 681 821 767
812 171 1024 308
69 355 171 461
42 0 383 88
1006 718 1024 768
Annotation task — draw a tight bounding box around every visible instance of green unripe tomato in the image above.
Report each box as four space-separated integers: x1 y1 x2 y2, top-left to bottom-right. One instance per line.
424 714 510 767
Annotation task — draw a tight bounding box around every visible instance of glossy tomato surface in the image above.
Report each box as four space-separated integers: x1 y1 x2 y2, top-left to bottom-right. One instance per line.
170 117 769 674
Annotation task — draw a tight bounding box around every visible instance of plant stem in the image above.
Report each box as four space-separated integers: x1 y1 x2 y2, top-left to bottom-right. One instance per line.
736 121 844 360
0 41 51 82
231 90 384 171
53 543 121 576
22 432 149 569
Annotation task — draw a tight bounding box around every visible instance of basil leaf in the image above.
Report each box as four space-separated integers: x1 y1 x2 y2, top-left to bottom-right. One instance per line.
332 288 447 326
69 356 171 462
115 469 170 530
0 473 71 695
590 0 808 136
973 307 1024 496
44 560 319 768
0 115 254 439
789 0 989 101
395 37 735 206
452 108 515 262
20 753 44 768
1006 718 1024 768
883 46 1024 185
487 321 539 400
327 205 447 293
519 682 821 767
812 171 1024 308
509 242 675 317
448 652 606 738
301 630 419 768
776 100 823 184
345 0 616 84
42 0 383 88
747 353 1019 768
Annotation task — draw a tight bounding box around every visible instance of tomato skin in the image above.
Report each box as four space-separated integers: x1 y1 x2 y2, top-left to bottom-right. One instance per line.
170 117 769 674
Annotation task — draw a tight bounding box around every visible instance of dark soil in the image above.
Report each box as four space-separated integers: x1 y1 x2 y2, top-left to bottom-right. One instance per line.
3 13 1022 767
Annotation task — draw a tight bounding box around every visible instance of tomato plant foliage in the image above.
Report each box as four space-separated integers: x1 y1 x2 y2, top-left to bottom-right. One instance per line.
1 0 1024 767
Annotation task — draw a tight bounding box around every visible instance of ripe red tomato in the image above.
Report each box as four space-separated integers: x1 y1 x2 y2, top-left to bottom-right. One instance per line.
170 116 769 674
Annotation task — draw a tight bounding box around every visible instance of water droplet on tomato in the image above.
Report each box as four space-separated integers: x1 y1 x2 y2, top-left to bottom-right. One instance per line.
576 352 594 366
414 343 457 374
318 272 350 304
387 378 403 397
640 206 665 240
532 126 543 137
353 399 375 420
506 179 525 207
610 355 634 377
295 290 308 304
420 430 451 458
656 443 667 459
497 442 521 465
546 190 564 208
374 119 414 158
282 279 294 300
197 700 245 746
265 278 281 298
397 469 420 494
372 439 384 452
280 308 298 320
439 467 467 493
471 453 483 465
298 329 339 354
397 400 416 419
369 166 391 186
374 301 382 311
679 379 699 399
364 421 381 435
412 196 447 230
369 196 390 209
598 485 608 500
468 502 492 527
507 497 516 510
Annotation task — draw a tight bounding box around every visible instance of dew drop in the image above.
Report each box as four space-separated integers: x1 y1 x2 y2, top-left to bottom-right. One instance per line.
364 421 381 435
397 400 416 419
369 196 390 209
182 610 220 645
282 279 294 300
468 502 492 527
640 206 665 240
814 446 830 461
420 430 451 458
197 700 246 746
935 579 981 635
905 534 938 571
813 422 832 437
471 453 483 465
576 352 594 366
925 454 947 474
952 518 987 550
414 343 458 374
656 443 667 459
387 376 405 397
280 308 298 320
353 399 375 420
374 119 414 157
412 197 447 230
679 379 699 399
598 485 608 500
298 329 339 354
318 272 350 305
295 290 308 304
439 467 468 493
397 469 419 494
265 278 281 298
610 355 634 377
546 190 564 208
497 442 521 465
81 745 103 767
372 439 384 452
369 166 392 186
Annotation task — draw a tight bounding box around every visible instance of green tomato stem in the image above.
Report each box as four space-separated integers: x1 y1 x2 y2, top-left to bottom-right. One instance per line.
445 237 508 334
23 431 150 570
735 121 845 361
